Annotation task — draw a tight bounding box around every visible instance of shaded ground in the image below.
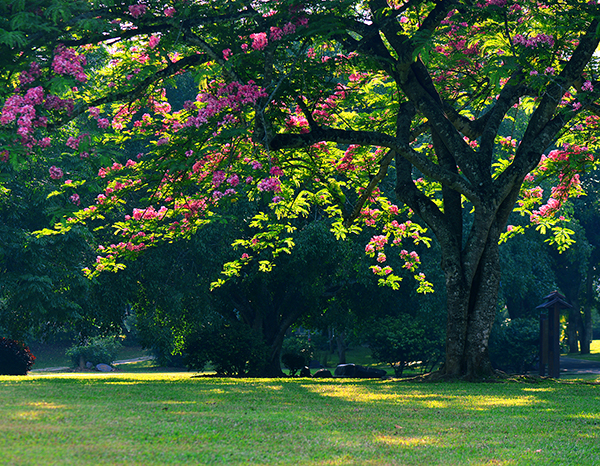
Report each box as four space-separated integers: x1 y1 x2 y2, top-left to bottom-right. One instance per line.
30 356 155 372
560 357 600 376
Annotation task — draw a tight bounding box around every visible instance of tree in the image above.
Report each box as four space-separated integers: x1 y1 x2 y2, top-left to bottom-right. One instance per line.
1 1 599 379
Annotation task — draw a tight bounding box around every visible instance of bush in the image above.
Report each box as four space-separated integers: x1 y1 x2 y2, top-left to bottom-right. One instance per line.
65 336 122 368
184 318 268 376
363 316 444 377
281 336 314 376
0 338 36 375
489 317 539 374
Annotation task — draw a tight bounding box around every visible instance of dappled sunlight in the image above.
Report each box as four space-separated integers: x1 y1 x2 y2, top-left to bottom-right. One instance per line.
27 401 66 410
374 434 438 447
521 387 556 393
462 395 543 410
301 382 546 411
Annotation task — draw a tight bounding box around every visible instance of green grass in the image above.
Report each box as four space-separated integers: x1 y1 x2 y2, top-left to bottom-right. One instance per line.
563 340 600 363
1 373 599 465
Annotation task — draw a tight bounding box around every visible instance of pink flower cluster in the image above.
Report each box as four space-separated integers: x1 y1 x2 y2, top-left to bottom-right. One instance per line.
400 249 421 271
513 33 554 48
337 145 359 172
52 45 87 82
174 198 207 220
247 22 298 51
365 235 388 255
257 177 282 192
582 81 594 92
184 81 267 128
131 205 168 221
0 87 65 147
250 33 268 51
128 4 147 18
98 161 125 178
49 165 63 180
18 62 42 86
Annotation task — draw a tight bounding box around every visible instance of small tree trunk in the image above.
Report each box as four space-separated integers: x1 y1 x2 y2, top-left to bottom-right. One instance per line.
580 270 594 354
567 305 580 354
336 331 347 365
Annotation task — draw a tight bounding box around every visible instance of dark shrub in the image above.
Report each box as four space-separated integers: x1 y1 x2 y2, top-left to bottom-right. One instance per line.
364 316 444 377
184 318 268 376
0 338 36 375
281 336 314 376
65 336 122 368
489 317 539 374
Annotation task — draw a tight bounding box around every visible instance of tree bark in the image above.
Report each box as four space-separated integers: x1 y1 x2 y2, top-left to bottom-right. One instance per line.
441 232 501 378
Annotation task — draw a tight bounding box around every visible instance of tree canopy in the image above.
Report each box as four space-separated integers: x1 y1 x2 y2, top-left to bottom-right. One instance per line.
1 0 599 378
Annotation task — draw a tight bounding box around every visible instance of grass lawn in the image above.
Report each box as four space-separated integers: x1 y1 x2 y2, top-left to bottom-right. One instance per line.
1 373 599 465
563 340 600 363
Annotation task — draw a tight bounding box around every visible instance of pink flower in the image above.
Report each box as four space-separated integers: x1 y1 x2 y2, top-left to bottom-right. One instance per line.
222 48 232 60
227 174 239 186
283 22 296 35
250 32 268 51
269 27 283 41
49 165 63 180
128 4 147 18
257 177 281 192
582 81 594 92
149 35 161 49
164 7 176 17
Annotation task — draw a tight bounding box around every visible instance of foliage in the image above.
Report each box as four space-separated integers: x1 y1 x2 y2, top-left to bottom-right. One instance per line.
281 335 314 376
1 0 599 378
65 335 122 367
0 337 36 375
363 315 444 377
183 317 268 376
489 317 540 374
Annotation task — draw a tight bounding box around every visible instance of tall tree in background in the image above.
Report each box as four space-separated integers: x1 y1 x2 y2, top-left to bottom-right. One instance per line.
1 0 599 378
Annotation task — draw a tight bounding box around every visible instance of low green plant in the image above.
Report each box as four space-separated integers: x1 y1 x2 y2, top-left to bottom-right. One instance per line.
184 318 268 376
364 316 443 376
65 336 122 368
0 338 35 375
281 335 314 376
489 317 539 373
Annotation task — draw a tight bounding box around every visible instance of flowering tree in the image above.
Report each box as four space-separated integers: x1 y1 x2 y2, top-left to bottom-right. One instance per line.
1 0 599 378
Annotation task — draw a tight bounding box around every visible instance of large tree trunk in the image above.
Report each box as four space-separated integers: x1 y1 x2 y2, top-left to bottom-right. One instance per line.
442 234 501 379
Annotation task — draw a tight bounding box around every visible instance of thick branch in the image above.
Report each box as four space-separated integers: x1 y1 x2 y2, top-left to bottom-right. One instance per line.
269 126 479 201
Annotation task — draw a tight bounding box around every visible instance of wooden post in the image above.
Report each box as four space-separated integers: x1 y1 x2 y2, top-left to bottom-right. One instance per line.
537 291 572 379
539 313 548 377
547 304 560 378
